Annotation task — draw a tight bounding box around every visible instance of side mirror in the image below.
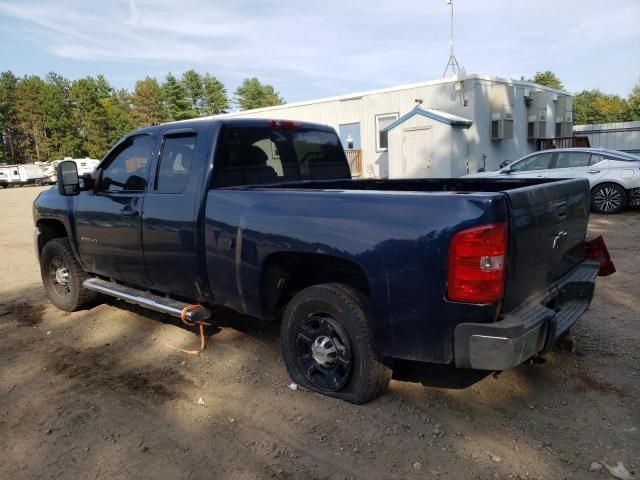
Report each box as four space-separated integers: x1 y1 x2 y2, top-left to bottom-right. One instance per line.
500 166 512 174
56 161 80 196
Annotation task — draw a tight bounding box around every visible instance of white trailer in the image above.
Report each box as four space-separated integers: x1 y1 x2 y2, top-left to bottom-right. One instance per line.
44 157 100 182
0 164 48 187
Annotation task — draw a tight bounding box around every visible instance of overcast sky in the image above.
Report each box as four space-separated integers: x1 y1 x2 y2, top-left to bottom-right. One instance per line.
1 0 638 103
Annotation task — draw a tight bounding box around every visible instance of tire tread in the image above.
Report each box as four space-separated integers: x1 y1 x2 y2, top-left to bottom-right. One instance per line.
40 237 98 311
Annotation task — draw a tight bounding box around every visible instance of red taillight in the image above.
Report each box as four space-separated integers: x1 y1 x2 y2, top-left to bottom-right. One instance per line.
268 119 300 129
448 222 508 303
585 235 616 276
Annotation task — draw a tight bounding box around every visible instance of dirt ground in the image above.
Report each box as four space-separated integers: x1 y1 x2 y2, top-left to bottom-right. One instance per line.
0 186 638 480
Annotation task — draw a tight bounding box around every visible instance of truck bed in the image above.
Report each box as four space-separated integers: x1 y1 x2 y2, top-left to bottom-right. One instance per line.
226 177 553 193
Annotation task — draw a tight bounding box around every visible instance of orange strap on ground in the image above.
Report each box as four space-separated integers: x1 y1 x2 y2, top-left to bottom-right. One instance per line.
164 305 209 355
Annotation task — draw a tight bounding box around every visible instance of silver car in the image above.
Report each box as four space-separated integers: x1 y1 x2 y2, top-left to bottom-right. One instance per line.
467 148 640 214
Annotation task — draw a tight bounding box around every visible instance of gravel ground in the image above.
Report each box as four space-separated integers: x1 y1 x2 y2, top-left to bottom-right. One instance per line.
0 185 638 480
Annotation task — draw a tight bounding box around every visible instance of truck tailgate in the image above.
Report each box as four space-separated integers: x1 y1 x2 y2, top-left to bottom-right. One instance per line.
502 178 590 312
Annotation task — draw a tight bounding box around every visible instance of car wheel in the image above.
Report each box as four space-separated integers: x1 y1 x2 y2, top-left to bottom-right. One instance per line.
40 237 100 311
281 283 392 404
591 183 628 214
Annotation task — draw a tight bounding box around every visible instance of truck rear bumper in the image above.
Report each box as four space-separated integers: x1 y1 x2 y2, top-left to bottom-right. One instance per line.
454 260 599 370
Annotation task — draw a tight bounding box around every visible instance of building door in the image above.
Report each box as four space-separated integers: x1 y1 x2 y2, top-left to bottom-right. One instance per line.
338 123 361 150
402 127 432 178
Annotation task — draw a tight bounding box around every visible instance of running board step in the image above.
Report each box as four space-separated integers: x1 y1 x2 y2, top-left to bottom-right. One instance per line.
83 278 210 322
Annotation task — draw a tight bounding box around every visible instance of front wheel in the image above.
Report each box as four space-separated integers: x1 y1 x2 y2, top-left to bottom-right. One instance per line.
591 183 628 214
281 283 392 404
40 238 100 311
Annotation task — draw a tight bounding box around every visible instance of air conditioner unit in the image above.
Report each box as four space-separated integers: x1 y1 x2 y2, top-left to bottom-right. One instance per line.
555 97 573 137
527 113 547 140
555 121 573 137
527 91 548 140
490 111 514 140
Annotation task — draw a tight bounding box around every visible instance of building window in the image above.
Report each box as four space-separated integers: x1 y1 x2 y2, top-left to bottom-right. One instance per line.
375 113 399 151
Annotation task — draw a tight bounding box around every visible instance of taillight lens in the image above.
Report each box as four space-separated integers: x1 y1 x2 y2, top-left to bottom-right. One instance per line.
448 222 508 303
585 235 615 276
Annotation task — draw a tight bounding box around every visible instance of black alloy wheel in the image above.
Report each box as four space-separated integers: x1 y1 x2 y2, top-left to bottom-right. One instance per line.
295 312 353 391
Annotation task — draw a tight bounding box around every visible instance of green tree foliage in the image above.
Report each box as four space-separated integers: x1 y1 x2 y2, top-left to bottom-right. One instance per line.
0 71 19 162
626 81 640 121
203 74 229 115
163 72 195 121
0 70 236 164
102 88 133 146
43 72 80 159
70 77 111 157
14 75 50 162
529 71 565 90
235 77 285 110
573 90 629 124
131 77 168 128
182 69 205 114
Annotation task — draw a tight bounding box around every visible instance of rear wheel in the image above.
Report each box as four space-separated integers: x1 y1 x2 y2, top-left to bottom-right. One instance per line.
40 238 99 311
591 183 628 214
281 283 392 404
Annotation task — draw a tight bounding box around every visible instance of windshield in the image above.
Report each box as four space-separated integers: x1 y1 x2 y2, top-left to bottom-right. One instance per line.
213 125 351 187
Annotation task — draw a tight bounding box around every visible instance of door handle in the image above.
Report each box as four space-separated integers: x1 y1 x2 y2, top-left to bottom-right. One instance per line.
587 170 600 174
120 206 139 217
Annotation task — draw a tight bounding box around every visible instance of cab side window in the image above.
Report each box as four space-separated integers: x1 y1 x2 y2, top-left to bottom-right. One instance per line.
155 135 197 194
510 152 553 172
100 135 154 193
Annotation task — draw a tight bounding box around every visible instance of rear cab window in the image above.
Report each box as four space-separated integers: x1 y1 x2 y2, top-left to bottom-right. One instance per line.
155 134 197 194
213 124 351 187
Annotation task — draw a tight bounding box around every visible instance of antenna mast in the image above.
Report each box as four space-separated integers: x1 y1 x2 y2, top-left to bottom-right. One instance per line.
442 0 461 78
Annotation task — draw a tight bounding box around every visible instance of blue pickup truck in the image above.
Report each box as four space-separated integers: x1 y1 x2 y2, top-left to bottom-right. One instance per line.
33 118 614 404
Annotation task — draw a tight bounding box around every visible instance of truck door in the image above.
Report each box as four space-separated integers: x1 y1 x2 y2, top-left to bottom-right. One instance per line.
75 134 155 287
141 127 209 299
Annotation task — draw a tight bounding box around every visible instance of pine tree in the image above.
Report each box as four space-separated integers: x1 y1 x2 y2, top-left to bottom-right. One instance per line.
70 77 110 157
14 75 50 162
203 74 229 115
0 71 19 163
130 77 168 128
163 73 195 121
44 72 80 159
95 74 114 99
235 78 285 110
182 70 205 114
102 88 133 147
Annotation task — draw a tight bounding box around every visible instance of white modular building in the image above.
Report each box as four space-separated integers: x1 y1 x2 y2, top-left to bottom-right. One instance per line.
214 73 573 178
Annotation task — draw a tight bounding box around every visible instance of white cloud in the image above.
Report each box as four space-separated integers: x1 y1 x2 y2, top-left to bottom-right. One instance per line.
129 0 140 26
0 0 638 99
